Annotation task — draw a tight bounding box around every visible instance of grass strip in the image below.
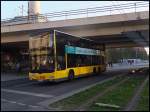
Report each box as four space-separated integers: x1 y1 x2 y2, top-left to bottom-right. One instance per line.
49 75 126 110
88 76 145 111
135 80 149 111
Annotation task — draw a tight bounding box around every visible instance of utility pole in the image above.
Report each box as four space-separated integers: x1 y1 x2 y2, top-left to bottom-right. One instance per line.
21 5 24 16
18 4 24 16
28 1 29 20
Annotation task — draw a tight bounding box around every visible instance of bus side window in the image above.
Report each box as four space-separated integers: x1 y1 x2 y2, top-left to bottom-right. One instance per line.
57 56 65 70
76 55 81 67
67 54 76 68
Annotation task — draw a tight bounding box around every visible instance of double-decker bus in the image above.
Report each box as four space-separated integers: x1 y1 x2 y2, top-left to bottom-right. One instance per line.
29 30 106 82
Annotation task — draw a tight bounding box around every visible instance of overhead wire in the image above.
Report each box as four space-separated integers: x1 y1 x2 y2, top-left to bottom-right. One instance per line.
18 5 28 16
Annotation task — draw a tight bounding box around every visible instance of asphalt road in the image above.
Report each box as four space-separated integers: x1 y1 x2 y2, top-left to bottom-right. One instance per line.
1 70 129 111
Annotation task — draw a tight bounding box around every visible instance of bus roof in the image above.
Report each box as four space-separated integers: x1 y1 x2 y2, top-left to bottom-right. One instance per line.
29 29 101 44
54 30 95 42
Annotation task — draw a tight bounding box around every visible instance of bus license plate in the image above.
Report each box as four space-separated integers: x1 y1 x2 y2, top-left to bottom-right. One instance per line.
38 80 43 82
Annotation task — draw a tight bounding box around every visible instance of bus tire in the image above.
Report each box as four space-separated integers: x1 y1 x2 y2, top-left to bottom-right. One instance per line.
68 70 74 80
93 67 96 75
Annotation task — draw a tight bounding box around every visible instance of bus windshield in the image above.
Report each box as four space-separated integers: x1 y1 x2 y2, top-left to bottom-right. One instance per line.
30 54 54 73
29 33 54 73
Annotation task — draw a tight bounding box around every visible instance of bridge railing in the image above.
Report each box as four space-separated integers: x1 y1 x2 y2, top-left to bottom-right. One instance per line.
1 1 149 26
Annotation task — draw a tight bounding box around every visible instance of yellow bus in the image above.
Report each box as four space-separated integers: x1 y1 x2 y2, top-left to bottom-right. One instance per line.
29 30 106 82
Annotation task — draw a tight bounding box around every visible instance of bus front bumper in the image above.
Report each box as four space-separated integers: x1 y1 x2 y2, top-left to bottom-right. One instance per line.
29 73 55 81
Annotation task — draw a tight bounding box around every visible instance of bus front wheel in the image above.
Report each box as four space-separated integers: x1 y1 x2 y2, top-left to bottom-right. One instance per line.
68 70 74 80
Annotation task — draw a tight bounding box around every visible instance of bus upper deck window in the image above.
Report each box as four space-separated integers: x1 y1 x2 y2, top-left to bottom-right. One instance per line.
49 34 53 47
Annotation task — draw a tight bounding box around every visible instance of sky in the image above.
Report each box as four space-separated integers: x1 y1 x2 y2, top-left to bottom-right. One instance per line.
1 1 147 20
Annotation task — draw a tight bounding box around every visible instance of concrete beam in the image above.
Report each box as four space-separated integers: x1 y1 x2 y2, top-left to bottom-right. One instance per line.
60 24 148 37
1 33 29 43
1 23 148 43
106 42 146 48
1 11 149 33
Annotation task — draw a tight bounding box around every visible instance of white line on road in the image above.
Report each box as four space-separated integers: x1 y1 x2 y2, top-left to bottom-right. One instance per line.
2 98 40 108
2 99 17 104
12 82 39 87
1 99 7 102
28 105 40 108
2 89 54 98
17 103 26 106
9 101 17 104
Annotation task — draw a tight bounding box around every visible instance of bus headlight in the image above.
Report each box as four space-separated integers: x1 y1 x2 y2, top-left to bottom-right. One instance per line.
131 70 135 73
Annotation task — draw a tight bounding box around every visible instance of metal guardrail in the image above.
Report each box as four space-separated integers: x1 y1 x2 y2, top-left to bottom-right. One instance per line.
1 1 149 26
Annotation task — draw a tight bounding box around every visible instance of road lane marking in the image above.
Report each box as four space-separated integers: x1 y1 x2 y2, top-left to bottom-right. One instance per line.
1 99 7 102
9 101 17 104
12 82 39 87
2 89 54 98
17 103 26 106
2 98 40 108
2 99 17 104
28 105 40 108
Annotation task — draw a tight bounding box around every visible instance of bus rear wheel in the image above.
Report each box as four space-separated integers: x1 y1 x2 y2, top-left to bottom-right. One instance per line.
68 70 74 80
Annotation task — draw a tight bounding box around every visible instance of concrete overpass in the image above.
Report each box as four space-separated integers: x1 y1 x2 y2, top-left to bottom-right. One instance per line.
1 1 149 48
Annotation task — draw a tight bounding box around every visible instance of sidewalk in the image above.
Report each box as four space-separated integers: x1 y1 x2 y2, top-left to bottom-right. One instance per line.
107 63 149 71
